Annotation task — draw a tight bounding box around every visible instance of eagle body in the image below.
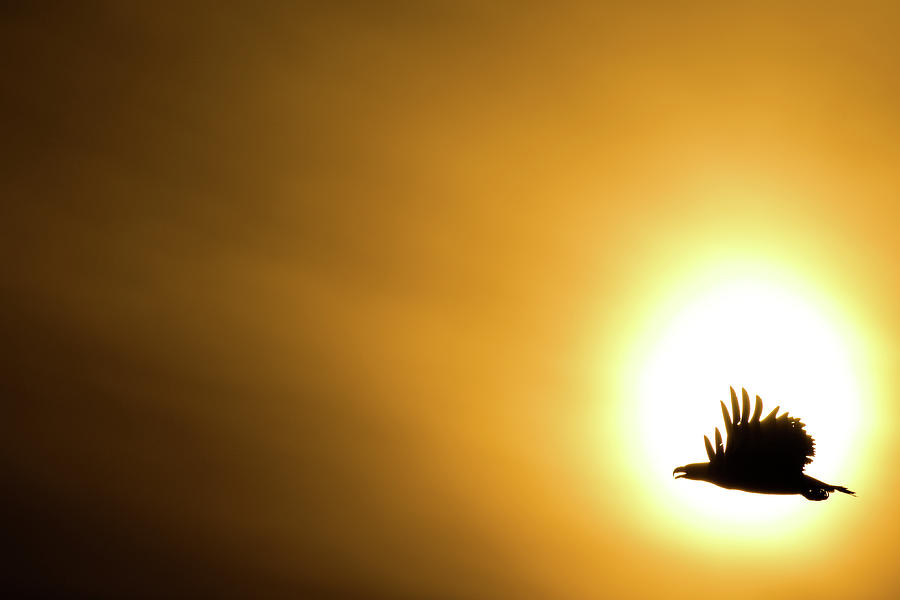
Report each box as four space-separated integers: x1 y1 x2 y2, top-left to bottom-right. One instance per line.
673 388 854 501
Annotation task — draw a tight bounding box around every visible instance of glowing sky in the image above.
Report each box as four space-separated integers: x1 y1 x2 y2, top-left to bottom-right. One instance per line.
4 2 900 598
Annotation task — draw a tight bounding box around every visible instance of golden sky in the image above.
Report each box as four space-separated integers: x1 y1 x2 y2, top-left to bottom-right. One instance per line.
3 2 900 597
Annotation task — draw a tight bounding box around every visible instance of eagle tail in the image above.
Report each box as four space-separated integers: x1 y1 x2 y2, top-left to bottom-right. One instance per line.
831 485 855 496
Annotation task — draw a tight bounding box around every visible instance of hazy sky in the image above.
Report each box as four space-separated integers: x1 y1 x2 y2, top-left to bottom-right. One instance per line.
4 3 900 598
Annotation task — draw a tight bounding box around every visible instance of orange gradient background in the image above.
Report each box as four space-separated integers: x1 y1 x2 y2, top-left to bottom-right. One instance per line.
3 3 899 598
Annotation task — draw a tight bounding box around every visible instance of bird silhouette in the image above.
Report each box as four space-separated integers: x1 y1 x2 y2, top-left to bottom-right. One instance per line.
673 387 854 500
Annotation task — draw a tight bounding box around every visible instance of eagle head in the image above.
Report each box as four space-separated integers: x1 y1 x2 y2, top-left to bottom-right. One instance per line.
673 462 711 481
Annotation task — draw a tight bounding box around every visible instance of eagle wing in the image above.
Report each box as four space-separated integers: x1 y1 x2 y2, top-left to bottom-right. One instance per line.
702 387 815 473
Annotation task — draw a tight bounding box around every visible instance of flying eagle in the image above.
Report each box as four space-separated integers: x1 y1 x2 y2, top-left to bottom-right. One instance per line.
673 387 854 501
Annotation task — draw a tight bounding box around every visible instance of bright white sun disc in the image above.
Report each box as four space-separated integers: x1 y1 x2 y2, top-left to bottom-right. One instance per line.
630 275 863 538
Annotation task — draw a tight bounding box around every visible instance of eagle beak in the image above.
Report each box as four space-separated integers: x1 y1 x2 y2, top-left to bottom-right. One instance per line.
673 466 687 479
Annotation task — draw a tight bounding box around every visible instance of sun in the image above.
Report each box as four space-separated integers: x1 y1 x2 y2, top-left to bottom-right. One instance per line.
617 267 868 544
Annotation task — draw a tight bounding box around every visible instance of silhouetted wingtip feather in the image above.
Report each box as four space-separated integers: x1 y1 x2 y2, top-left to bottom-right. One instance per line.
720 401 733 436
741 388 750 425
714 428 723 457
752 395 763 423
763 406 779 422
704 435 715 461
730 387 739 425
